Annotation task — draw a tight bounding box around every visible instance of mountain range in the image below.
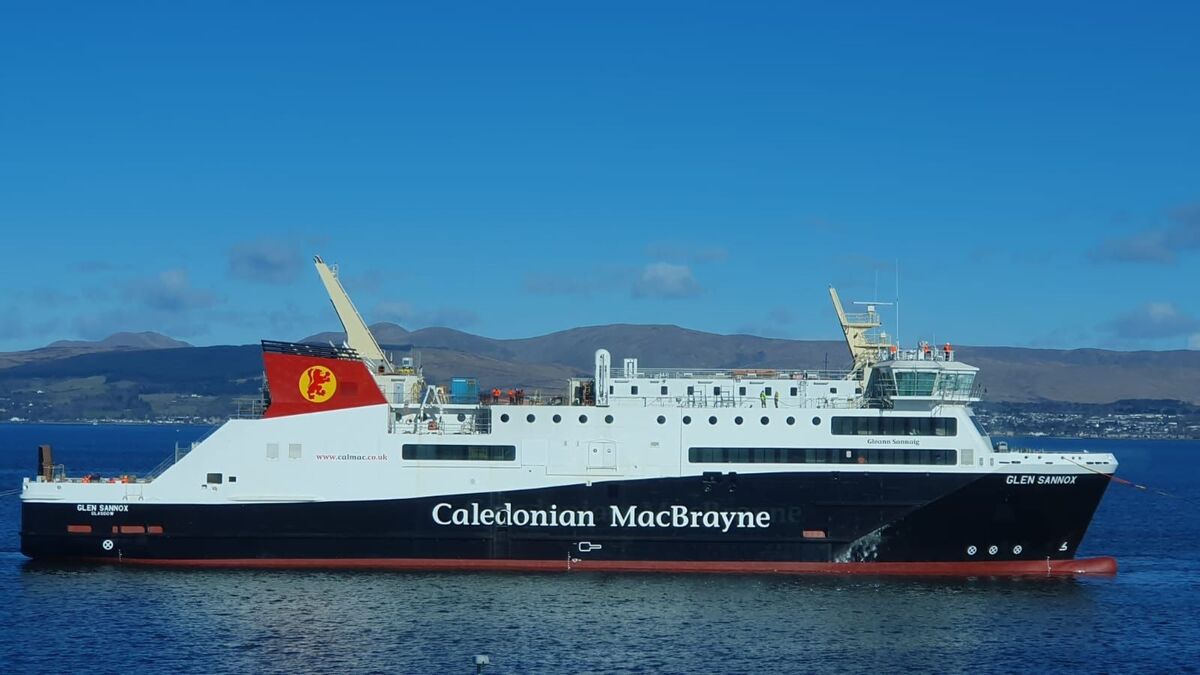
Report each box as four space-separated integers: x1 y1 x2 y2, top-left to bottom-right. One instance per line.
0 325 1197 421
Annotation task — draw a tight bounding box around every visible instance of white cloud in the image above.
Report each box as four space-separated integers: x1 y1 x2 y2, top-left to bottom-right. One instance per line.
631 262 701 299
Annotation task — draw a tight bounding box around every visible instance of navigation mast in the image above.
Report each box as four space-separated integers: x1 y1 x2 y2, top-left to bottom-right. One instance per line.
829 286 892 380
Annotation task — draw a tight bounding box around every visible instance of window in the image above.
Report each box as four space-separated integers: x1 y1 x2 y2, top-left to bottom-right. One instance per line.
765 387 772 395
661 386 668 395
760 416 769 425
457 413 466 422
683 416 692 425
687 386 695 395
812 416 821 426
266 443 279 460
786 416 795 425
830 416 958 436
553 414 562 423
500 414 510 423
708 416 718 425
894 371 937 396
288 443 302 459
526 414 536 423
609 385 614 394
605 414 614 424
402 444 516 461
631 385 639 395
830 387 838 394
713 386 721 395
657 415 666 425
739 386 747 396
579 414 588 423
688 447 957 465
790 387 798 396
734 416 744 425
206 473 223 484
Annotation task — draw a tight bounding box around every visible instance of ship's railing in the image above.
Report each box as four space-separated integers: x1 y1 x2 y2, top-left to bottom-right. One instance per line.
145 441 197 480
390 407 493 435
231 397 267 419
615 367 851 382
604 395 862 409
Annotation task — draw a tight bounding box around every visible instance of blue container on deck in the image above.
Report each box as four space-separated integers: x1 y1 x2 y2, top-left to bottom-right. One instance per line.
450 377 479 404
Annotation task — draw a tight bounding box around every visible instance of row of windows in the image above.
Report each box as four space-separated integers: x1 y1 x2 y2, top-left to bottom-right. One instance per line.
830 416 958 437
402 444 516 462
614 385 821 397
500 413 824 426
398 442 957 465
495 413 959 435
688 447 958 466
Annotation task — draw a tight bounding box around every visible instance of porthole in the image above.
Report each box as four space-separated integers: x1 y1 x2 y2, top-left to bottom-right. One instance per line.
683 415 692 425
812 416 821 426
526 414 536 423
457 413 465 422
552 414 562 423
786 416 796 426
500 414 510 423
708 416 718 425
734 416 743 425
760 416 769 425
605 414 614 424
579 414 588 423
656 415 666 425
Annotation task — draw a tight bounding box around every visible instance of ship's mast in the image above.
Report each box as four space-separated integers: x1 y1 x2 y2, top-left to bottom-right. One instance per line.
829 286 891 381
313 255 391 371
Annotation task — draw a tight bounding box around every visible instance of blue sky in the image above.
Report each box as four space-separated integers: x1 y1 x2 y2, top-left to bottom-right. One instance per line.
2 2 1198 352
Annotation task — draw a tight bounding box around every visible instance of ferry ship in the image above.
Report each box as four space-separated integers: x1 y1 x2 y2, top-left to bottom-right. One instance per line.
20 257 1118 575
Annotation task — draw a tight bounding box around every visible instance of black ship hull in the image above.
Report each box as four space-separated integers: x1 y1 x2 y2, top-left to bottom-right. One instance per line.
20 471 1115 575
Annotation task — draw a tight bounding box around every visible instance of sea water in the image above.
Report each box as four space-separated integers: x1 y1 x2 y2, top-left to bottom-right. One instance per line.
0 424 1196 674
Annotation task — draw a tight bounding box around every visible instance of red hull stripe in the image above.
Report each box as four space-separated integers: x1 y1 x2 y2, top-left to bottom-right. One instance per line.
87 556 1118 576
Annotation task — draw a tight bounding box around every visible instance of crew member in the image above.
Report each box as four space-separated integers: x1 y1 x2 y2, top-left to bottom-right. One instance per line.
760 390 768 407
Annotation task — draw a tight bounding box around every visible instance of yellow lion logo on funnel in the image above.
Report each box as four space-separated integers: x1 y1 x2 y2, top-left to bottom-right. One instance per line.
299 365 337 403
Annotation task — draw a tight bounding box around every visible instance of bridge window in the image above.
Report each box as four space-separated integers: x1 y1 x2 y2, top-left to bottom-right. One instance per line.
402 444 516 461
894 371 937 396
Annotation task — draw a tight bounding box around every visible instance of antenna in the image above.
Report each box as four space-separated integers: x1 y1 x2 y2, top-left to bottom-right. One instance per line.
895 259 901 349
